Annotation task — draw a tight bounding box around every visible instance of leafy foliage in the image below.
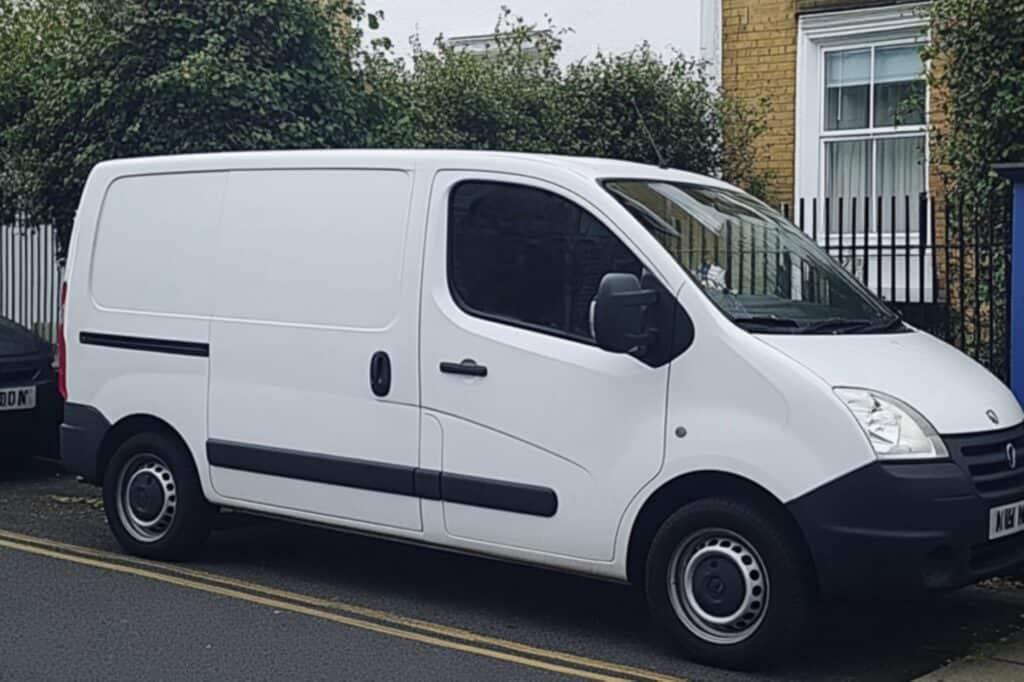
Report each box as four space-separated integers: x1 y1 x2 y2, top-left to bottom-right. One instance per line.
0 3 772 248
367 11 773 197
923 0 1024 203
1 0 370 242
920 1 1023 378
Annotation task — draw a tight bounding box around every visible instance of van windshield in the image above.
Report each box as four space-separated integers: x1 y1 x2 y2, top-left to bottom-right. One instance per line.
603 180 903 334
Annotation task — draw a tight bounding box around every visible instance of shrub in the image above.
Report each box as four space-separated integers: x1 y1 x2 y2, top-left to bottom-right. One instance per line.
923 0 1024 203
0 3 773 248
367 11 773 197
0 0 371 244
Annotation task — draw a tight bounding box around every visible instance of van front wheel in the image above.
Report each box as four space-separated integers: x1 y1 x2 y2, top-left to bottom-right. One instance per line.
645 497 814 670
103 432 213 561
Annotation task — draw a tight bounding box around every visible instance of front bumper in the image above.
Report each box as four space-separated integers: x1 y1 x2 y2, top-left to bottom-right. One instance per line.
789 423 1024 598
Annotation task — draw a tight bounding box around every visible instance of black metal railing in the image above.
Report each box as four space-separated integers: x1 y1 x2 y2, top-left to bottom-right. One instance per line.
782 193 1013 381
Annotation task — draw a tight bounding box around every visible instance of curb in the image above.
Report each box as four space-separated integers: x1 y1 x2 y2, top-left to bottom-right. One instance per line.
916 629 1024 681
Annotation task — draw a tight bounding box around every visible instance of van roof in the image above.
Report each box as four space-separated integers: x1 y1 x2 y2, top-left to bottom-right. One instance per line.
91 149 737 191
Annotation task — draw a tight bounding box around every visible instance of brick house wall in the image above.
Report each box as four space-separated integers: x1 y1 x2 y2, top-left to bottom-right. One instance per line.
720 0 941 205
721 0 799 204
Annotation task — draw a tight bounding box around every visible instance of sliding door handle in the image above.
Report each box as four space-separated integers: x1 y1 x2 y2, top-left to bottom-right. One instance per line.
370 351 391 396
440 359 488 377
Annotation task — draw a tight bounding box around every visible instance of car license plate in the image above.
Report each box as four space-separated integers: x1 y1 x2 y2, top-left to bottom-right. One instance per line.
0 385 36 412
989 499 1024 540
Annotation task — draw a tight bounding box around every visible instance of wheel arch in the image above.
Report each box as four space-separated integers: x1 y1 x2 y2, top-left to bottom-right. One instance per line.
96 414 192 483
626 470 816 588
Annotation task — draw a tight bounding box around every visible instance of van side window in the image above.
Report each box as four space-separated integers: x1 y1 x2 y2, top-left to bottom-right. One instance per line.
448 181 643 342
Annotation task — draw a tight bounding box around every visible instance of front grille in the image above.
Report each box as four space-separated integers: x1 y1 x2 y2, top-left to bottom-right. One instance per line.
948 424 1024 499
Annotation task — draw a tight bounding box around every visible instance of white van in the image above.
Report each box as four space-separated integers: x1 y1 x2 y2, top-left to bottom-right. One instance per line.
60 150 1024 669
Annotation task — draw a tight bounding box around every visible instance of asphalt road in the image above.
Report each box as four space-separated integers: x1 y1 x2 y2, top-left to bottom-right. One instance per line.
3 459 1024 682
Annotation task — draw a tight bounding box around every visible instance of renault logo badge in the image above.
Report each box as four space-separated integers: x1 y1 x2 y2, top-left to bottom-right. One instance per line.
988 410 1000 425
1008 443 1018 470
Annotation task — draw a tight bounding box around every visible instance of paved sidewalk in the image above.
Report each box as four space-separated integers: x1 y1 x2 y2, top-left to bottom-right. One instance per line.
917 629 1024 681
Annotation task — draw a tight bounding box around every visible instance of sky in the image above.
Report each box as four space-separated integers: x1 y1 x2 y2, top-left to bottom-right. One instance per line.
365 0 705 66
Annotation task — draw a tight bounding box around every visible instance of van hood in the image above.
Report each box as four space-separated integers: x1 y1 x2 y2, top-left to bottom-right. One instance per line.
756 330 1023 435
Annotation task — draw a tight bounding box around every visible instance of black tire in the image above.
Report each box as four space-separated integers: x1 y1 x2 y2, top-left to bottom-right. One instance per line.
645 496 816 670
103 432 214 560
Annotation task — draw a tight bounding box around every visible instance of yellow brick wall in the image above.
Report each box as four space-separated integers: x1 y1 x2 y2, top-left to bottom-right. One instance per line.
721 0 798 205
721 1 946 207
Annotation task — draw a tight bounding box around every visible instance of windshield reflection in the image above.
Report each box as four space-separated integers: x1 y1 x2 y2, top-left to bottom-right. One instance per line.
604 180 903 334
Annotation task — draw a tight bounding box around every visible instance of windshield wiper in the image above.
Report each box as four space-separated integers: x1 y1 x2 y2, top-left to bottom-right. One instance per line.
733 312 907 335
799 316 903 334
732 314 802 333
850 315 906 334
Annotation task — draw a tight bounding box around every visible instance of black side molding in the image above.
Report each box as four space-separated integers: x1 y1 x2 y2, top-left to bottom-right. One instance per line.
208 440 417 496
442 472 557 517
207 440 557 517
80 332 209 357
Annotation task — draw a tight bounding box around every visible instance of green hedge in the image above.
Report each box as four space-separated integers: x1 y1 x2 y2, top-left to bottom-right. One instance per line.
364 12 772 197
0 3 772 248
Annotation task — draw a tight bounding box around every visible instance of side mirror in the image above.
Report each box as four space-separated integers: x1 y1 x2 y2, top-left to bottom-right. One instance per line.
591 273 658 354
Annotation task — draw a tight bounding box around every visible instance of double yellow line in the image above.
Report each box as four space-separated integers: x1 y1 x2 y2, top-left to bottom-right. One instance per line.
0 529 683 682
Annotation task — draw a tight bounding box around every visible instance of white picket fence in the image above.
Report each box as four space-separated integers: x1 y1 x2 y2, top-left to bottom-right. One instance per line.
0 219 64 344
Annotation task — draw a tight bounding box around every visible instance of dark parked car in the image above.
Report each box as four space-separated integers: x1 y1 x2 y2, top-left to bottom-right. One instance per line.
0 317 62 469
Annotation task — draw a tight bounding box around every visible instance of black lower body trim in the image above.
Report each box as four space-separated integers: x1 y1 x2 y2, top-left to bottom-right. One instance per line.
60 402 112 483
80 332 209 357
207 440 557 517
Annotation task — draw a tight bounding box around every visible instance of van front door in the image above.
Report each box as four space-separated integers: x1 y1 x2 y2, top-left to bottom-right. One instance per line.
420 174 671 561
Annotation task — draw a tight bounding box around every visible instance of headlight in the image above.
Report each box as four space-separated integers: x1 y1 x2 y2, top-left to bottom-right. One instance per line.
834 387 948 460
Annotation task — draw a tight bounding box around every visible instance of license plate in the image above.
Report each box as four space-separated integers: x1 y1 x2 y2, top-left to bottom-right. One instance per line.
0 385 36 412
989 499 1024 540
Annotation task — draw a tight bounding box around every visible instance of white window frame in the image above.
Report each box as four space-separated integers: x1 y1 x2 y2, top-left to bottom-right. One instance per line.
794 4 930 244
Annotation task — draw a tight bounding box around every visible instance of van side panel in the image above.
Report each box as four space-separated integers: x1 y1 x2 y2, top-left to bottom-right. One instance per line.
207 169 423 530
70 171 226 489
91 173 225 316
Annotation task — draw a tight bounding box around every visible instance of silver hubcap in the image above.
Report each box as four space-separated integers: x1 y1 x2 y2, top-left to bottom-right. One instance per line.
668 530 769 645
116 453 177 543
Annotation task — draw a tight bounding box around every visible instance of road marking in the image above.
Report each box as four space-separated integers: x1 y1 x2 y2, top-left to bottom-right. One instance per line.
0 537 625 682
0 530 684 682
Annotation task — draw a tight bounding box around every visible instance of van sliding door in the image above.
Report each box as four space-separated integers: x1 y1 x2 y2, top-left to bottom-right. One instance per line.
207 168 424 531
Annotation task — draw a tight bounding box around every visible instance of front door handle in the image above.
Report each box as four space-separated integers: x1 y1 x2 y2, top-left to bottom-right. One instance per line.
440 359 488 377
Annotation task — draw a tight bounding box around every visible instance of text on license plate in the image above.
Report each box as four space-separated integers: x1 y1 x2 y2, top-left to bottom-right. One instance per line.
989 499 1024 540
0 385 36 412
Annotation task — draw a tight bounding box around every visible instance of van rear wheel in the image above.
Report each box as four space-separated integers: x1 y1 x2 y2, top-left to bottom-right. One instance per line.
645 497 815 670
103 432 213 560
